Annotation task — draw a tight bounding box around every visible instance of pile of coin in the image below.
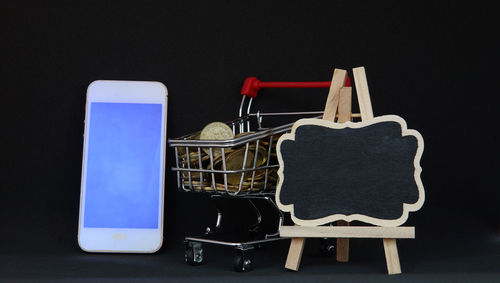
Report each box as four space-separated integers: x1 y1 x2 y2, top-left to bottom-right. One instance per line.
178 122 281 193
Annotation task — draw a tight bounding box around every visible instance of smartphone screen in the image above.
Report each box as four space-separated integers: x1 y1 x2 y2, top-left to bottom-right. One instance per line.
84 102 163 229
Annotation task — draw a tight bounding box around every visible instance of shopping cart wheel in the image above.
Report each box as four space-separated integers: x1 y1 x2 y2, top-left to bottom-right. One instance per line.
185 241 204 265
319 238 335 257
233 246 254 272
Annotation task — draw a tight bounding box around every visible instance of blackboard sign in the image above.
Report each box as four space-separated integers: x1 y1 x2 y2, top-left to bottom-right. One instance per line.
276 115 424 227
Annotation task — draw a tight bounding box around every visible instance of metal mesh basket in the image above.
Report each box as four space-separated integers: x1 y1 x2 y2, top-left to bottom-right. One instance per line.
169 116 295 195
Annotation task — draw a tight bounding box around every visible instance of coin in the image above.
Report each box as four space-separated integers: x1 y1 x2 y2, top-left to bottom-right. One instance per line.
200 122 234 141
182 172 205 181
224 148 255 185
179 151 210 166
200 122 234 157
248 145 268 166
185 174 271 193
178 126 284 194
177 132 201 155
187 180 269 193
183 180 212 191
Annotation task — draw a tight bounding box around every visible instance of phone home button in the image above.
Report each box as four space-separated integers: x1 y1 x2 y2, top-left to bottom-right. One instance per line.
113 233 127 241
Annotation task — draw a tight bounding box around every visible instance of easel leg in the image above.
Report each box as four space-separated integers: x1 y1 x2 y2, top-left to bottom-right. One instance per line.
383 238 401 275
336 220 349 262
285 238 306 271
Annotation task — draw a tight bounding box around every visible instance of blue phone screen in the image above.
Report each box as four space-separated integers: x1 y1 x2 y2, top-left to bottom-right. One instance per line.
84 102 163 229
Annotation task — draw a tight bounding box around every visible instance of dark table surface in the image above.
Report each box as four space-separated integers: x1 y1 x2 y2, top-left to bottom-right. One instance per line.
2 231 499 282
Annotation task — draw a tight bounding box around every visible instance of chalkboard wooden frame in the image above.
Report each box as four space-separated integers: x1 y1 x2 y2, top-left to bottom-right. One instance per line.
276 115 425 227
279 67 424 275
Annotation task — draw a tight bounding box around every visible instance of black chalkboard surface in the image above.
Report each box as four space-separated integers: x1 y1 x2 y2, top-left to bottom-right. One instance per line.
276 115 424 227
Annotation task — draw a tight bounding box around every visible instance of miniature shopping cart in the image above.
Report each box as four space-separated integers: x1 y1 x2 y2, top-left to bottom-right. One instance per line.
168 76 354 271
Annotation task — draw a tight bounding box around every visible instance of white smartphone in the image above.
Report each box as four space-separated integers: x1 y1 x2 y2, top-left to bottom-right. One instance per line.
78 80 168 253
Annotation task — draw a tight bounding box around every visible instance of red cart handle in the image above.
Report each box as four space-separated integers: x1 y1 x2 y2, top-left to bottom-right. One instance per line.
241 76 351 98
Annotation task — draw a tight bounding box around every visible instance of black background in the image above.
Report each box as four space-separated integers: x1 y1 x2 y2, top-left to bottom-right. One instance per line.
1 1 499 281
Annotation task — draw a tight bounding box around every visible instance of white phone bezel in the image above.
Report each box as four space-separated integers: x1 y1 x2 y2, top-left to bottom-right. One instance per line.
78 80 168 253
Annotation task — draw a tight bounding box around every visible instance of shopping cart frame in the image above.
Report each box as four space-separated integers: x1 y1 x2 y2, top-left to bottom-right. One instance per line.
168 76 354 271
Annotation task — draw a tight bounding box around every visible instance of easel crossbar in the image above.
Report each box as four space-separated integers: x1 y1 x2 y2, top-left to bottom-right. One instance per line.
280 226 415 239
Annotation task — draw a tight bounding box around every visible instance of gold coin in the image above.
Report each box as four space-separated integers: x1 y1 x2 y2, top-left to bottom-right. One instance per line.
224 148 255 185
179 151 210 167
183 180 212 191
182 172 205 181
248 145 268 166
200 122 234 141
200 122 234 157
177 133 201 155
224 147 265 184
186 179 268 193
207 144 268 185
251 169 267 180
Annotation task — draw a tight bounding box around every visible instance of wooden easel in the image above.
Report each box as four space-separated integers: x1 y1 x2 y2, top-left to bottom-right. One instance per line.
282 67 413 275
